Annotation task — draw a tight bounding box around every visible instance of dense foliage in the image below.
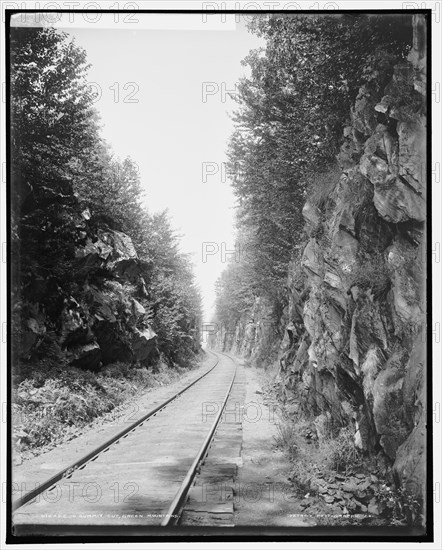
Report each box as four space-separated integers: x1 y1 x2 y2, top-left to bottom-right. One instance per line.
11 26 202 370
215 14 411 329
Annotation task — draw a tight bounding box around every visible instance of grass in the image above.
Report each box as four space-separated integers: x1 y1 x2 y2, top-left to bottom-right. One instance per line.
274 418 364 489
305 164 341 213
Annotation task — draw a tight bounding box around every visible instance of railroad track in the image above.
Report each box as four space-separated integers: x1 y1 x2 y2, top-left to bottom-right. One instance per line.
12 351 240 534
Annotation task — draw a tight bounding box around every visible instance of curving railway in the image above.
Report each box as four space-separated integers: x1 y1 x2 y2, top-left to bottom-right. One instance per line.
12 351 244 534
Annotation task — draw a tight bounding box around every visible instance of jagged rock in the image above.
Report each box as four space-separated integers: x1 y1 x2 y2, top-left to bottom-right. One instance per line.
132 298 146 322
342 481 359 494
352 296 389 361
323 268 343 290
360 124 399 184
132 327 157 365
357 479 371 492
375 95 394 113
94 320 133 364
329 171 369 237
75 229 141 282
104 230 140 282
386 238 424 324
360 153 390 187
346 500 357 512
301 239 324 282
402 337 425 429
373 177 425 223
302 201 321 232
75 235 113 269
291 335 309 374
397 120 426 194
393 415 426 499
349 311 360 369
60 297 89 348
337 137 363 170
355 202 394 253
372 355 407 459
87 286 118 324
355 402 377 453
81 208 91 220
21 309 46 358
351 84 381 136
218 17 427 508
330 229 359 273
361 346 382 397
359 123 425 223
68 341 102 371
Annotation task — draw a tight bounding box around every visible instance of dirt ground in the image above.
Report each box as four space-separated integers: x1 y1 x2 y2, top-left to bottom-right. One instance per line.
233 359 316 527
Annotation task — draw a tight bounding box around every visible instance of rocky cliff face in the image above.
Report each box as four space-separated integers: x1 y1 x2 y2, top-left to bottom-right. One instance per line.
14 183 158 372
214 15 427 500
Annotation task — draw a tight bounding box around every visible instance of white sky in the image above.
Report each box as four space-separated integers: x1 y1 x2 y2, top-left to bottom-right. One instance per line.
44 13 265 322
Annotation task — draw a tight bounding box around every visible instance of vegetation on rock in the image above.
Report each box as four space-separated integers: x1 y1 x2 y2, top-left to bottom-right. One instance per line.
212 13 426 525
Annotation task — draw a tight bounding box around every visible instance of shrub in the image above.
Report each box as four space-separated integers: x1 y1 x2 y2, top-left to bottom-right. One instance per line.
12 360 191 459
274 422 301 459
322 426 363 474
373 484 423 526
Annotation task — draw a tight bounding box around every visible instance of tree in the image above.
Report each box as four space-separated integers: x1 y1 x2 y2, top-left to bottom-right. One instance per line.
11 27 203 368
11 27 100 194
141 211 203 365
217 14 411 336
10 27 102 301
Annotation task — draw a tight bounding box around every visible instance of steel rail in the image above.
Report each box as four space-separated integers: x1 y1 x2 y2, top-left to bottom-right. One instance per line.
161 353 237 527
12 351 221 512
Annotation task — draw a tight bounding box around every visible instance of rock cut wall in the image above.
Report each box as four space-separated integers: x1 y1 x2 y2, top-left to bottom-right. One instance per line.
215 14 427 500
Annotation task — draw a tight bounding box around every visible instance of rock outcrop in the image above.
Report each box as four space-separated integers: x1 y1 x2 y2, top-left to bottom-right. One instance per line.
213 15 427 502
16 197 157 371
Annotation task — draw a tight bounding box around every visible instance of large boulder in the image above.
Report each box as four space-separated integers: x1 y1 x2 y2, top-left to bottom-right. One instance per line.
75 235 113 270
132 298 146 322
402 337 425 430
393 416 426 499
301 239 324 282
105 230 141 282
20 307 46 359
360 123 425 223
68 341 102 371
329 229 359 274
373 178 426 223
132 327 157 365
60 296 89 348
397 119 426 195
351 84 381 137
94 321 133 364
386 238 424 325
75 229 141 282
372 352 408 460
302 201 321 233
